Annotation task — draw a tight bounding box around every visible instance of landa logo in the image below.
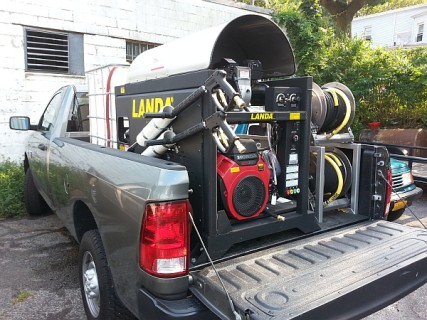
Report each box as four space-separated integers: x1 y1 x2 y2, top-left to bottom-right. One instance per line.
250 113 274 120
132 96 174 118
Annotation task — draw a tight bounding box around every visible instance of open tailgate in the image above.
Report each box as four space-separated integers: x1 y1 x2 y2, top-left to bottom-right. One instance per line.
190 221 427 320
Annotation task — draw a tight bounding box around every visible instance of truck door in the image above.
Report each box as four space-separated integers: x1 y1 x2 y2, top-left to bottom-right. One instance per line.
40 86 77 212
28 87 67 209
47 86 88 222
28 87 73 208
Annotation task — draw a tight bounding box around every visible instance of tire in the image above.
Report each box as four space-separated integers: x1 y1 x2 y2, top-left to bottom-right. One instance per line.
387 208 405 222
79 230 135 320
24 168 48 215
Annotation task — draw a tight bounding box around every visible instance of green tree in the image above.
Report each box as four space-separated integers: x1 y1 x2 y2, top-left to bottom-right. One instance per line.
274 4 427 133
358 0 426 16
274 0 334 75
240 0 301 11
242 0 390 33
319 0 387 33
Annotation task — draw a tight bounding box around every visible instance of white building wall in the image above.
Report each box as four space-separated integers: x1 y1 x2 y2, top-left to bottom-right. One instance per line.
352 4 427 47
0 0 268 162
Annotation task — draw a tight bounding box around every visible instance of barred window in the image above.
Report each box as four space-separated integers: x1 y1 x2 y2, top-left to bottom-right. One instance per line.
25 28 84 75
126 40 159 62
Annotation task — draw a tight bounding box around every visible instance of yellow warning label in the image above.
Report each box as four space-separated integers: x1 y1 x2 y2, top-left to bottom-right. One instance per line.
290 112 300 120
120 87 125 94
230 167 240 173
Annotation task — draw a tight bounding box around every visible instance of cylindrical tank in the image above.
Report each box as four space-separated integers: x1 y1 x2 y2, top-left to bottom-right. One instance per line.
127 15 296 83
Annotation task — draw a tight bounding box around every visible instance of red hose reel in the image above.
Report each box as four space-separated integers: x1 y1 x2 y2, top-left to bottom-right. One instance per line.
217 153 270 220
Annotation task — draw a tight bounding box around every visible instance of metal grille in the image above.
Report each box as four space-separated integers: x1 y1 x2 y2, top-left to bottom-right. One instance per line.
26 29 69 72
232 176 265 217
126 40 158 62
392 172 404 189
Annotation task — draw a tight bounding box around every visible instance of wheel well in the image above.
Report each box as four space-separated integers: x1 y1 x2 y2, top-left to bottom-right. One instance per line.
24 154 29 172
74 201 98 243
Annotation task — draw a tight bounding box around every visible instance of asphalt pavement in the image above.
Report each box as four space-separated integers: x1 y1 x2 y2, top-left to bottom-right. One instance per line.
0 213 85 320
1 190 426 320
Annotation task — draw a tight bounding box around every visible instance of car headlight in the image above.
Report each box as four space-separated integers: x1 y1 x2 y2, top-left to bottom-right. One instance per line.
401 172 414 187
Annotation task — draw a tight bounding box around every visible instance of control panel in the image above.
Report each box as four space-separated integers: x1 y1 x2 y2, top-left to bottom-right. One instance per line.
262 84 306 200
265 87 302 111
284 120 302 197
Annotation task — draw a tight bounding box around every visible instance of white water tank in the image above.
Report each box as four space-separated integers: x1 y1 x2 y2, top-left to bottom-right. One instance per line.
86 64 129 148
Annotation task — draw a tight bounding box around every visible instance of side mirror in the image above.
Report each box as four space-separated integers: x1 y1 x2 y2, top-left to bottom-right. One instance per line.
9 116 31 131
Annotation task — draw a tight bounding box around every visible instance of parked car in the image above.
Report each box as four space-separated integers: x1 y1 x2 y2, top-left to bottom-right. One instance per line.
388 158 423 221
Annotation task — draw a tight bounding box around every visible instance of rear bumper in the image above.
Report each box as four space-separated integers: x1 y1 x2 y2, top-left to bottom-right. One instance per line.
391 186 423 211
136 288 217 320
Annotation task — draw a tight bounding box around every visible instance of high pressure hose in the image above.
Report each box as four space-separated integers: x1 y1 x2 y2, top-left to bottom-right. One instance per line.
324 87 352 138
323 153 344 206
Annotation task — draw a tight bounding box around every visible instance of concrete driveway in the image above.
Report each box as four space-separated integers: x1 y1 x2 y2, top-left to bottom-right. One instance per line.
1 191 426 320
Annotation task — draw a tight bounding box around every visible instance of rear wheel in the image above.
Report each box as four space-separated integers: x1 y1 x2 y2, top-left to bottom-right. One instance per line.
387 208 405 222
24 168 48 215
79 230 135 320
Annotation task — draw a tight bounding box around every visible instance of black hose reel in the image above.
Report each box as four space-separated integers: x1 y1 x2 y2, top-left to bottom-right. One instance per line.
311 82 356 135
310 82 356 206
309 147 352 206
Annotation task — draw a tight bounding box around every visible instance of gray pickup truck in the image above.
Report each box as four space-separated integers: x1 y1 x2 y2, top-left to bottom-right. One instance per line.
10 14 427 320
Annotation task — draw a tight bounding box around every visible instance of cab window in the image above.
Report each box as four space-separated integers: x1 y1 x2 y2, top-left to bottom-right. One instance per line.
38 89 65 132
67 92 89 132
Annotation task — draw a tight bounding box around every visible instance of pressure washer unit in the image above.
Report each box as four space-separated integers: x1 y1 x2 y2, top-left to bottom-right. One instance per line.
113 14 359 261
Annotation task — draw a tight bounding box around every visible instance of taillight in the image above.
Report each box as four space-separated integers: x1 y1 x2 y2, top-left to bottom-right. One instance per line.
140 200 190 277
384 167 392 218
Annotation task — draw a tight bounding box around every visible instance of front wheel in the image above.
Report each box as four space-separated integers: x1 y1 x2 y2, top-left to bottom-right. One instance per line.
24 168 48 215
79 230 135 320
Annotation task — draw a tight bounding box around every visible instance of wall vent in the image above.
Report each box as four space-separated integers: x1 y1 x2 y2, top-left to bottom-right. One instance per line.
26 29 69 72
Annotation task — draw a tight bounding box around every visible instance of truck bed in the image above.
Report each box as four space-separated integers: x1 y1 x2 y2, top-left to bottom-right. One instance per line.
190 221 427 320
